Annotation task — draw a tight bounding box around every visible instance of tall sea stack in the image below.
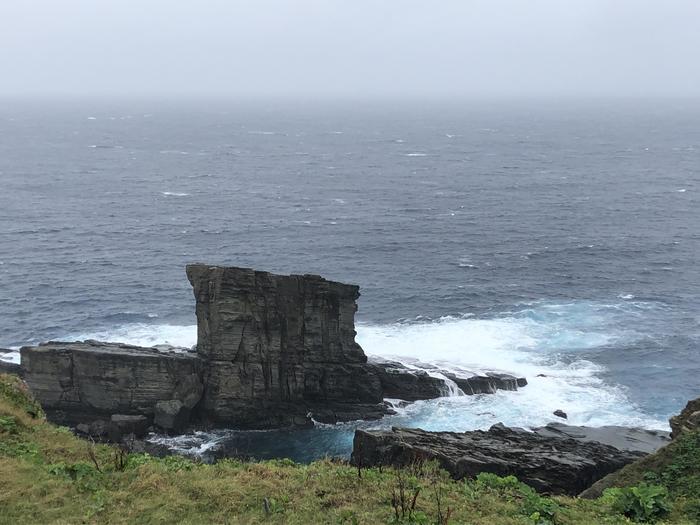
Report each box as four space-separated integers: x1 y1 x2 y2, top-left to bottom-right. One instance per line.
186 264 385 427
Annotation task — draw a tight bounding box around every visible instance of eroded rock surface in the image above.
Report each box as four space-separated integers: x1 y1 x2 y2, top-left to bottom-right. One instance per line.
669 397 700 438
20 340 203 427
367 357 527 401
186 264 386 428
533 423 670 454
352 425 645 495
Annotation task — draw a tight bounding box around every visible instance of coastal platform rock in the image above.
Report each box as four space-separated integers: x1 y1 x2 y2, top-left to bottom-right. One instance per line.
352 424 646 495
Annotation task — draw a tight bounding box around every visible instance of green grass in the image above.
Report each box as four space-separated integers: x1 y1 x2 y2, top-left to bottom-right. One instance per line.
0 373 697 524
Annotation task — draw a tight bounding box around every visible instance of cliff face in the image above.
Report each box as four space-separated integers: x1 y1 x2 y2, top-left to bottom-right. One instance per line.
186 264 385 427
21 341 202 425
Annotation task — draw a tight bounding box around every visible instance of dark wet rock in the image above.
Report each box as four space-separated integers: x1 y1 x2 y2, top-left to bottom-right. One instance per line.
187 264 387 428
109 414 150 440
369 358 446 401
154 400 191 432
669 397 700 439
20 340 203 426
368 357 527 401
88 419 109 438
533 423 670 454
553 410 568 419
443 372 526 395
352 424 646 495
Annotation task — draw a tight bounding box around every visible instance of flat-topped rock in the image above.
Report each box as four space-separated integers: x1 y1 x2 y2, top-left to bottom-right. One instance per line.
533 422 671 454
368 357 527 401
352 424 646 495
187 264 386 428
21 340 203 426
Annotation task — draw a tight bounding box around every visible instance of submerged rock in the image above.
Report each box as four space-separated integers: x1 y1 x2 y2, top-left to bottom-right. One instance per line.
351 424 646 495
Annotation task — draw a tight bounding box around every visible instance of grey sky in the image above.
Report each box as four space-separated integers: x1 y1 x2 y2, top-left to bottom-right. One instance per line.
1 0 699 98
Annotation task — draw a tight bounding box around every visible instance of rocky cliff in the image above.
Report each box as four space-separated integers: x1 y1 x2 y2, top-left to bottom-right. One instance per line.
185 264 386 427
21 341 202 428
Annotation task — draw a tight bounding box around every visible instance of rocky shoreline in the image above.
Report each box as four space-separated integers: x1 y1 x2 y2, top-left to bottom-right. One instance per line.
5 264 695 497
15 265 529 441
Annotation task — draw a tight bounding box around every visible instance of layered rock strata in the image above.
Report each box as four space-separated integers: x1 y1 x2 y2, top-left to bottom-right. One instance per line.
20 340 202 429
19 265 530 434
186 264 386 427
352 424 647 495
368 358 527 401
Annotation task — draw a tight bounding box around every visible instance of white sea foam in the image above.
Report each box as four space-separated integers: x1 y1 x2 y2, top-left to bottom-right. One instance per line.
160 192 189 197
57 301 668 431
0 351 20 364
405 153 427 157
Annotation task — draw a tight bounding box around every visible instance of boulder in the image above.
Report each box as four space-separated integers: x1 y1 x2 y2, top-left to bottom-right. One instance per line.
669 397 700 439
553 410 568 419
154 400 190 432
109 414 150 441
351 424 645 495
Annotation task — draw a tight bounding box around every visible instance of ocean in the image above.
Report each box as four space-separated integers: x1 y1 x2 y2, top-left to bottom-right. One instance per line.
1 98 698 461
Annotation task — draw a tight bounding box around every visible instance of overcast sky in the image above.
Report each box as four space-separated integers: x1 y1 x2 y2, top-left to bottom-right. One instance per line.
1 0 699 99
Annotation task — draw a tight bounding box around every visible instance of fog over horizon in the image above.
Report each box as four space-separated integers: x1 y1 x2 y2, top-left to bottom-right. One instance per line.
1 0 699 100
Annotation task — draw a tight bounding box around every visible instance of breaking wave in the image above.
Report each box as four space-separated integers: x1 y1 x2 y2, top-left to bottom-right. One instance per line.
62 300 668 433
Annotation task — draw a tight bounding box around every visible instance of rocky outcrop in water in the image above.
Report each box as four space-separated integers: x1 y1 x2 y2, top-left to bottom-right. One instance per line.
368 357 527 400
186 264 387 428
18 265 531 434
20 341 202 429
352 424 647 495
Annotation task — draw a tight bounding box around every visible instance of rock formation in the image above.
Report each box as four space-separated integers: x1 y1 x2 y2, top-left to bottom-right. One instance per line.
533 422 670 454
20 340 202 430
186 264 387 428
669 397 700 438
368 357 527 400
19 265 530 434
351 424 647 495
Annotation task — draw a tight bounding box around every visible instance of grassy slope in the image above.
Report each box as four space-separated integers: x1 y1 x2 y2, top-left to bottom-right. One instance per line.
0 373 695 525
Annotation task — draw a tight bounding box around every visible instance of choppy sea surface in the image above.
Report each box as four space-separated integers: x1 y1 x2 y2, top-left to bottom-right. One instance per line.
1 99 698 461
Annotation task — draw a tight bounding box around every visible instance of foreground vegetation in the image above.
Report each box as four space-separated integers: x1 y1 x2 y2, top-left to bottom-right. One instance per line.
1 373 698 524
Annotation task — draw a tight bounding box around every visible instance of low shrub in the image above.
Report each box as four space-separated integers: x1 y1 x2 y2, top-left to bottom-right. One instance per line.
603 484 671 523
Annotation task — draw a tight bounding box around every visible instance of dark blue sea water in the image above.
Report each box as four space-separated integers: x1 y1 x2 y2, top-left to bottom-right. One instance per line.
1 99 698 460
